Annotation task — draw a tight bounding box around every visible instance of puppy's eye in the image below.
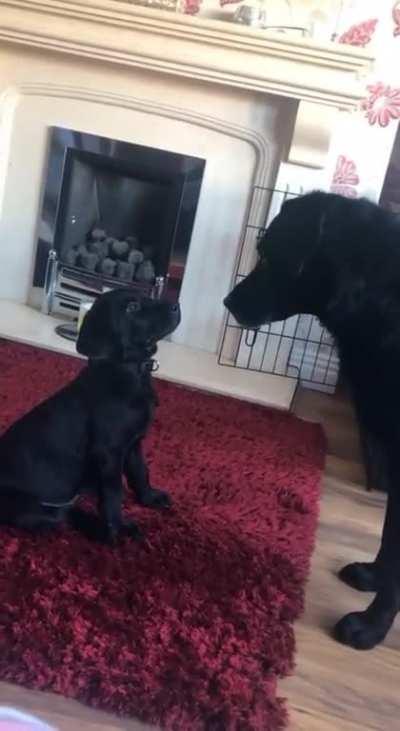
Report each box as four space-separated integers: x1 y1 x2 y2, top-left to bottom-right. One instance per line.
126 301 141 314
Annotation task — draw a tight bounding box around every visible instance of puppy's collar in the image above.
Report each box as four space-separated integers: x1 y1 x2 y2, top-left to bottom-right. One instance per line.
140 358 159 373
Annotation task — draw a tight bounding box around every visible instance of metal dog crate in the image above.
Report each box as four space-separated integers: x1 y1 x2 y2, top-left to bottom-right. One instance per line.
218 185 340 393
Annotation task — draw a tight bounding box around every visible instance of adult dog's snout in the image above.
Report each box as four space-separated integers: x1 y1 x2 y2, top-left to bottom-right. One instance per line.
223 290 238 316
223 287 250 326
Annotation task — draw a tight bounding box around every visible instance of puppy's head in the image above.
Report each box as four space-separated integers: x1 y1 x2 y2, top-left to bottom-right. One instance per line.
77 288 181 361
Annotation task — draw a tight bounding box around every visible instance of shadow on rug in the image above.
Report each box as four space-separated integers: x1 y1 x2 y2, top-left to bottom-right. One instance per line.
0 342 325 730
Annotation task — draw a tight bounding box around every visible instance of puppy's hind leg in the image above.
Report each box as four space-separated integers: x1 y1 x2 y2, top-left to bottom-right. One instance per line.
0 490 66 533
68 507 120 543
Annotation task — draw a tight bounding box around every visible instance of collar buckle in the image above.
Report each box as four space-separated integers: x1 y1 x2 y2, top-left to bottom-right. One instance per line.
141 358 159 373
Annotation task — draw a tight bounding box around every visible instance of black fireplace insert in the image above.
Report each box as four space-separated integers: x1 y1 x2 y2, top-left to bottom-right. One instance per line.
35 127 205 314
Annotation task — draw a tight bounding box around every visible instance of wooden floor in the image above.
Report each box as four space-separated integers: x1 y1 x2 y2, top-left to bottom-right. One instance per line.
0 386 398 730
282 387 400 731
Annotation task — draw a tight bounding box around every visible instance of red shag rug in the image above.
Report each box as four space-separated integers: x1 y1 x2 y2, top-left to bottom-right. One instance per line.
0 342 325 730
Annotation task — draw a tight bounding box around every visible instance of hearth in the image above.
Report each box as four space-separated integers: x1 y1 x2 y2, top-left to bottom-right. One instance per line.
35 128 205 316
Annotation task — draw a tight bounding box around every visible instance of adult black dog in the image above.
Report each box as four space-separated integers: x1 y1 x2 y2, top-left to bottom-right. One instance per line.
224 191 400 650
0 289 180 543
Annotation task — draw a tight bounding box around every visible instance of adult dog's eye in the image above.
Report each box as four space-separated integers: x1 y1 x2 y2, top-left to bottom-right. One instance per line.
126 301 141 314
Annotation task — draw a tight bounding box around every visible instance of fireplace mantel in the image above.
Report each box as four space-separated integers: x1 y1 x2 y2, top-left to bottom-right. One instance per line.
1 0 373 167
1 0 373 108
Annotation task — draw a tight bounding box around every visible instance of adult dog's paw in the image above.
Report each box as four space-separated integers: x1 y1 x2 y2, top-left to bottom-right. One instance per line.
139 487 171 509
333 611 389 650
338 562 379 592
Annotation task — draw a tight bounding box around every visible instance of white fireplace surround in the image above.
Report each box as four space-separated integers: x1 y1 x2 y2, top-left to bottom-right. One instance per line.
0 1 373 408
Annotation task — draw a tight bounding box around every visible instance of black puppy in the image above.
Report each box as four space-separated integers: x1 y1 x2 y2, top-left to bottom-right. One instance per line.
225 191 400 650
0 289 180 543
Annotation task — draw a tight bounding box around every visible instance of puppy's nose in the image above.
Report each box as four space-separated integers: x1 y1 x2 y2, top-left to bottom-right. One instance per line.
170 303 180 312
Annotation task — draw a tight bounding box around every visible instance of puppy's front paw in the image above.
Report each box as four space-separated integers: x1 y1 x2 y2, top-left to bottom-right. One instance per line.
121 521 143 541
139 488 171 510
105 523 120 546
106 521 143 544
333 611 389 650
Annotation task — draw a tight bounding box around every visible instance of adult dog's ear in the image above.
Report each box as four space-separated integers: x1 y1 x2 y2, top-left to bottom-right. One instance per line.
76 300 120 359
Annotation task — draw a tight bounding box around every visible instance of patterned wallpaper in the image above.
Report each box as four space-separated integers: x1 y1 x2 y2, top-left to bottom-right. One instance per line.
327 0 400 202
380 124 400 212
173 0 400 203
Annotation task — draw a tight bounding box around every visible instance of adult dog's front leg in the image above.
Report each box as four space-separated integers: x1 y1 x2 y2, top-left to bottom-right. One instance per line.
334 470 400 649
339 430 389 592
338 494 388 593
124 442 171 509
96 450 141 543
359 422 390 493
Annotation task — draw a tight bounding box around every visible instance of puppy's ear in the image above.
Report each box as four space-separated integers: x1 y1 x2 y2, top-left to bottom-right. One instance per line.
76 300 119 359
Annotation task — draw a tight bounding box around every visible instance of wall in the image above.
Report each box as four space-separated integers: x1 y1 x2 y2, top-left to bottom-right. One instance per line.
173 0 400 202
327 0 400 202
185 0 345 38
276 0 400 201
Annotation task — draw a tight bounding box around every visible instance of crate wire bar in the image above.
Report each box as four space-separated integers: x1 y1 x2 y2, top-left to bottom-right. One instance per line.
218 185 339 393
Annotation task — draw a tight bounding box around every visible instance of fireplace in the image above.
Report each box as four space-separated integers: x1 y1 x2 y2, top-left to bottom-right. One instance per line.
0 0 370 365
35 128 205 316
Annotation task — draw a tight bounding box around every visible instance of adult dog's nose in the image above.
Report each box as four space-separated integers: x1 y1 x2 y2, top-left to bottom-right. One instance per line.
170 303 180 312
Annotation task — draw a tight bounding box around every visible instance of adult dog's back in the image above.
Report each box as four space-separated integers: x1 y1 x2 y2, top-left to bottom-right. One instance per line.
224 191 400 650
